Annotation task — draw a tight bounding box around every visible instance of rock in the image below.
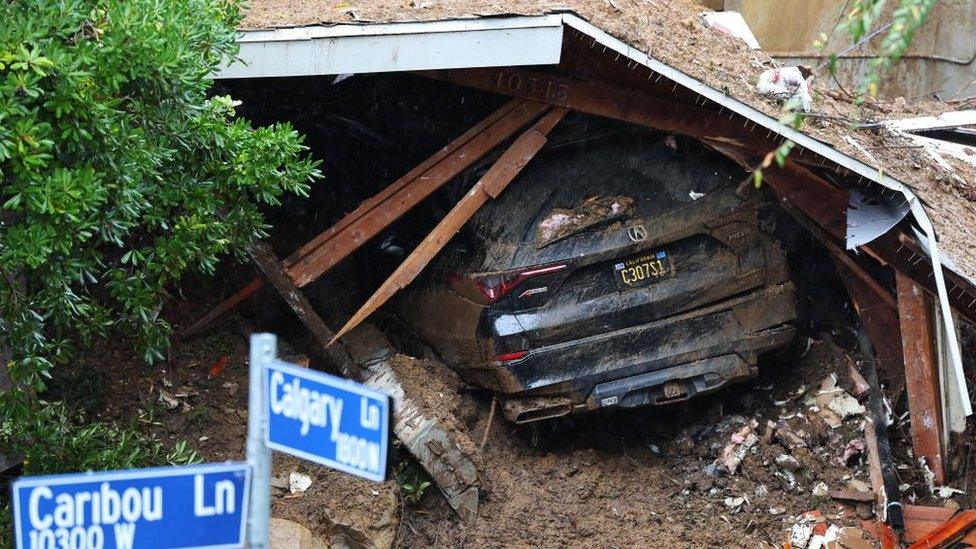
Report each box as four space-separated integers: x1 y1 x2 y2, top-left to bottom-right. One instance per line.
270 473 290 491
289 472 313 494
775 454 801 472
269 518 328 549
836 526 872 549
854 503 875 520
811 482 829 498
724 496 746 511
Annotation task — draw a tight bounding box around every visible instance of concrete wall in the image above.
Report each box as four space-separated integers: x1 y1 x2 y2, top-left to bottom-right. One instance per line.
720 0 976 100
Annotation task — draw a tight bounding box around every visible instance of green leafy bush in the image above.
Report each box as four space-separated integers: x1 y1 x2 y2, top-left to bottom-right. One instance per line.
0 0 321 419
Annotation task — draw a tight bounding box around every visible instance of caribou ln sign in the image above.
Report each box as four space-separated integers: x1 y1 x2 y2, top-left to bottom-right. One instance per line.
264 359 390 481
11 463 249 549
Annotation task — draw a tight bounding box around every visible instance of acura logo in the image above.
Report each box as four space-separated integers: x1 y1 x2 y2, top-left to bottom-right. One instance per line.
626 225 648 242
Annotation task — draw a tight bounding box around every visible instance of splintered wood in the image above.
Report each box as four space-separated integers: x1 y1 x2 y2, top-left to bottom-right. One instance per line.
182 98 547 338
332 107 568 342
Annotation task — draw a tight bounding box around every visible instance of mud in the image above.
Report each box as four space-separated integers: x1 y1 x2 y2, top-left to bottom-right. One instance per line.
535 195 635 248
65 326 400 549
397 336 880 548
52 288 973 548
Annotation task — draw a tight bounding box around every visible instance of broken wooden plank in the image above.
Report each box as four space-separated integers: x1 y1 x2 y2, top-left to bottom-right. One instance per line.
247 241 360 379
892 506 976 545
181 99 545 338
866 229 976 326
180 277 264 339
897 271 947 485
833 257 905 383
286 99 551 288
332 107 568 343
906 510 976 549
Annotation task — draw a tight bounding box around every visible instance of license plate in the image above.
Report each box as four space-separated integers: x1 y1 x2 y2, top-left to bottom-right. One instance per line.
613 250 674 289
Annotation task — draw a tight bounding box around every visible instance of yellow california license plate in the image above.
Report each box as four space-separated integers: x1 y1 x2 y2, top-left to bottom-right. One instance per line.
613 251 673 289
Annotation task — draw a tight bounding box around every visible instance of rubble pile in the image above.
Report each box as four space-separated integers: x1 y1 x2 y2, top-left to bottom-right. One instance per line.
674 342 893 547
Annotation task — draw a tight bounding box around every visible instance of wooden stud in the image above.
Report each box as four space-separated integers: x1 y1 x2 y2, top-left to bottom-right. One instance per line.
247 241 360 379
896 271 946 484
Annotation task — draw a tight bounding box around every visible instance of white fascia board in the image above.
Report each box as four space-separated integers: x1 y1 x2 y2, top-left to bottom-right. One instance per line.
558 13 971 422
219 15 563 78
883 110 976 132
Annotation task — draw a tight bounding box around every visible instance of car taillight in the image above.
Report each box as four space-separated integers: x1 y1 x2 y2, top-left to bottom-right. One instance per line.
494 350 528 362
455 263 567 305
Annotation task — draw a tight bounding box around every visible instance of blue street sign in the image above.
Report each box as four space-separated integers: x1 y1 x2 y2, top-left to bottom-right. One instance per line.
264 359 390 482
11 463 249 549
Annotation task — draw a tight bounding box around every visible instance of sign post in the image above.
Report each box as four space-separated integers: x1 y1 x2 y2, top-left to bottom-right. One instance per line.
11 463 250 549
245 333 275 548
11 332 389 549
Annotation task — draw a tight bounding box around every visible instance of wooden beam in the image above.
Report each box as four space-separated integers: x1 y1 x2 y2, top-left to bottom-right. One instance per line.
906 510 976 549
867 230 976 325
897 271 946 484
247 241 359 379
833 257 905 383
420 67 756 143
286 99 550 287
332 107 568 343
181 99 545 338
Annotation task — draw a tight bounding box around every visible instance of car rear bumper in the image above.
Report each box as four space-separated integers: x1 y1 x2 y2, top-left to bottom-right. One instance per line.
459 282 797 422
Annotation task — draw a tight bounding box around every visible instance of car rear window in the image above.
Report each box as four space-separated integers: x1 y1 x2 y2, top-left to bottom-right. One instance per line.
470 128 743 247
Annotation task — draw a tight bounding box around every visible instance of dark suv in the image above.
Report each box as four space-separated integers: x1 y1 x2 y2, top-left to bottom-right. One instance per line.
396 125 797 423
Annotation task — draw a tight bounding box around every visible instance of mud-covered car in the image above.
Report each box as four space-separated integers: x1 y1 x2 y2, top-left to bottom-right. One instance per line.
397 123 797 423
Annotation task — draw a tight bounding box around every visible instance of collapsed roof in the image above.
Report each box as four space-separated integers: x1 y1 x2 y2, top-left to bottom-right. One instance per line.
238 0 976 285
225 0 976 426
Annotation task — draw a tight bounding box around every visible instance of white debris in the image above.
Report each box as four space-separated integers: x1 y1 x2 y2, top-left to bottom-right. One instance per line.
826 392 865 418
289 472 313 494
808 524 838 549
775 454 801 472
158 389 179 410
756 67 812 112
920 457 937 495
790 523 813 549
769 506 785 515
935 486 964 498
536 212 573 243
700 11 761 49
812 482 829 498
689 190 705 200
715 419 759 475
724 496 746 511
